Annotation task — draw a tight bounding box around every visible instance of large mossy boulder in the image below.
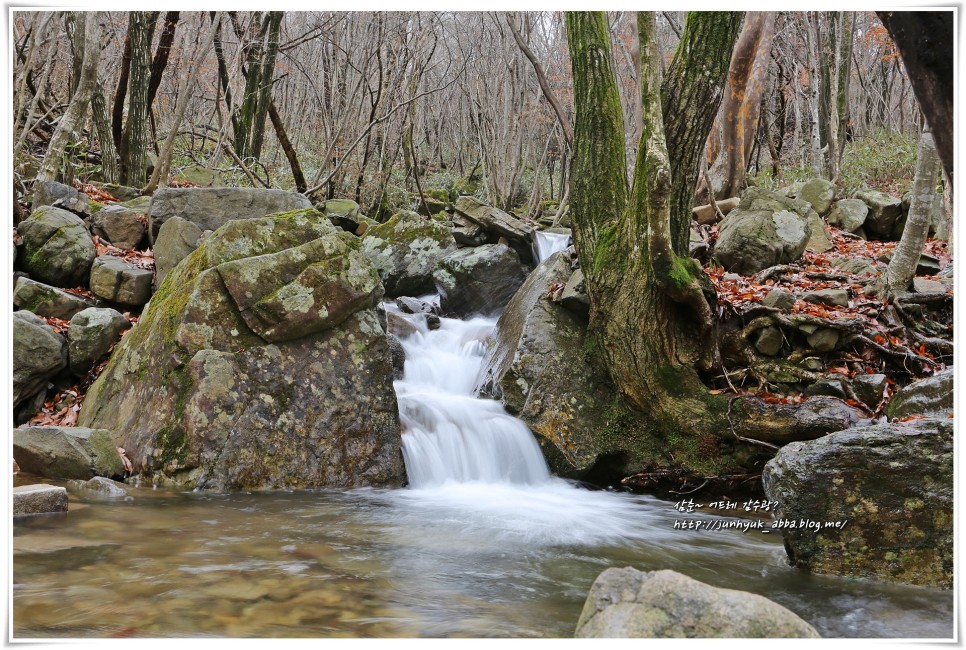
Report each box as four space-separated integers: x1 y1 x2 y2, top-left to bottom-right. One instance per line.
713 189 811 275
762 418 953 589
79 208 405 491
13 310 67 409
148 187 311 240
361 210 458 297
575 568 819 638
432 243 527 317
886 367 953 420
827 199 869 232
17 206 96 287
797 178 836 215
854 188 904 239
13 277 98 320
13 426 124 480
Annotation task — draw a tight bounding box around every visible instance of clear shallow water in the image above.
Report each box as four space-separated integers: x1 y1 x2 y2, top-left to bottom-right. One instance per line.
12 305 954 638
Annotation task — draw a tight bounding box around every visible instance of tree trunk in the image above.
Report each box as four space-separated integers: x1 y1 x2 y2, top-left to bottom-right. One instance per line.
147 11 180 110
120 12 152 186
834 12 854 171
268 100 307 193
877 11 953 183
235 12 284 161
38 12 100 183
91 79 119 184
883 131 941 292
802 12 826 178
661 11 744 255
708 12 776 199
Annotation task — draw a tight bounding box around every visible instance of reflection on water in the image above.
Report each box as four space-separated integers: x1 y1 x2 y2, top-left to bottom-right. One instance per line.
12 477 953 639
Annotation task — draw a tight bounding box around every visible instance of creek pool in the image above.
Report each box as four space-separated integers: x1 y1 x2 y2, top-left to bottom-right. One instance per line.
12 474 953 639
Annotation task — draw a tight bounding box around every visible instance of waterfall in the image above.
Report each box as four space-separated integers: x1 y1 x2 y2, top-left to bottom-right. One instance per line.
392 302 550 488
531 230 571 264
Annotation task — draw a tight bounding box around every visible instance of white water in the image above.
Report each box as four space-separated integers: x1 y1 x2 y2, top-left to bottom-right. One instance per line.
531 230 571 263
390 299 655 546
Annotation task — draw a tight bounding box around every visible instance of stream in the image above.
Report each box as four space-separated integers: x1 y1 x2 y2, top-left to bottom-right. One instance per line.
11 233 953 639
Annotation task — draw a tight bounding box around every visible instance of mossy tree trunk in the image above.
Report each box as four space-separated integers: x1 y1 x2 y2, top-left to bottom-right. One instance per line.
119 11 152 187
566 11 735 437
234 11 283 161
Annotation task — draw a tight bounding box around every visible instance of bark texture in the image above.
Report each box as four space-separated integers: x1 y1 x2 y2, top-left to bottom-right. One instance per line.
120 12 152 186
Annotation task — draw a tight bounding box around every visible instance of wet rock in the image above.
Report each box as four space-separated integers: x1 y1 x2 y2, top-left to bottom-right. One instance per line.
148 187 311 240
886 367 953 420
855 189 903 239
761 288 796 311
714 194 810 275
798 178 836 215
14 276 98 319
388 334 406 379
13 426 124 480
763 418 952 589
13 310 67 409
803 377 848 399
32 180 91 216
89 256 153 306
13 484 69 516
575 567 819 638
362 210 458 297
79 208 404 491
17 206 96 287
827 199 869 232
386 311 418 338
70 476 129 498
800 288 849 307
453 196 535 263
754 326 783 356
853 373 887 408
91 205 147 249
433 243 527 317
153 216 206 289
67 307 130 376
394 296 436 315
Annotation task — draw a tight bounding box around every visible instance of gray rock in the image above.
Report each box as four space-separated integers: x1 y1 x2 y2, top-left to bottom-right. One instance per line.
763 418 952 589
13 426 124 480
761 288 796 311
453 196 535 263
173 165 224 188
70 476 129 498
803 377 848 399
738 186 812 218
91 205 147 249
827 199 869 232
13 310 67 408
362 210 458 297
714 208 810 275
102 184 143 202
806 328 839 352
394 296 436 315
14 276 98 319
386 311 419 338
754 326 784 356
153 216 206 289
388 333 406 379
853 373 888 408
798 178 836 215
877 251 942 276
575 567 819 638
32 180 91 216
886 367 953 420
804 213 833 253
89 256 154 306
13 484 69 516
68 307 130 376
912 277 945 293
433 243 528 317
117 195 152 213
79 208 404 491
451 213 488 247
831 255 880 280
559 268 590 318
17 205 96 287
800 288 849 307
855 189 903 239
148 187 311 240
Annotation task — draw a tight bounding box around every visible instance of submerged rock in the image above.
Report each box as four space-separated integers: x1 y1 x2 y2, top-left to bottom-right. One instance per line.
79 208 404 491
575 567 819 638
762 418 952 589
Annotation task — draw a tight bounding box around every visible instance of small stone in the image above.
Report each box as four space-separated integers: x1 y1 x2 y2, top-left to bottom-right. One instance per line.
560 268 590 318
395 297 434 315
426 313 441 330
912 277 945 293
804 377 848 399
761 289 796 312
801 288 849 307
13 484 69 516
802 357 824 372
806 328 840 352
853 373 888 407
89 256 153 306
754 326 784 356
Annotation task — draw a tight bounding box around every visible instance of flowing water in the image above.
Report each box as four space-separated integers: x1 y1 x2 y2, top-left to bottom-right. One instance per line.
531 230 571 265
11 295 953 639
